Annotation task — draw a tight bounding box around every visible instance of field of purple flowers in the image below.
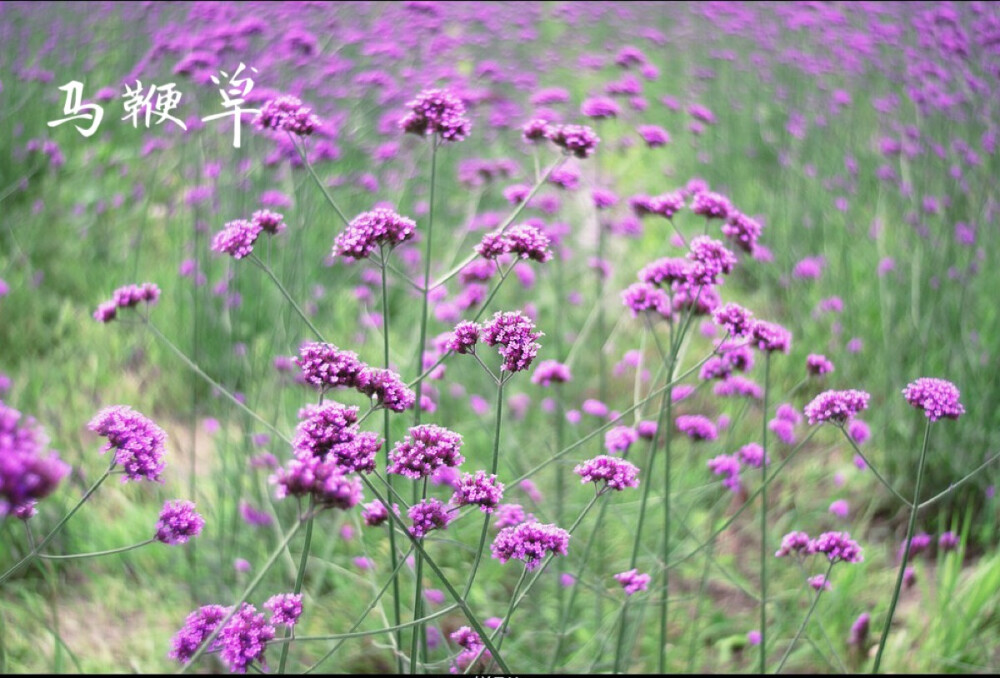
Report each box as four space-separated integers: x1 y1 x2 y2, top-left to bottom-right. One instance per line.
2 1 1000 674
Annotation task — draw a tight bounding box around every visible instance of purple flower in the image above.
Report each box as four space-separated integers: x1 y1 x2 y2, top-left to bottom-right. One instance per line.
356 367 416 412
271 455 363 510
531 360 572 386
714 375 763 399
239 501 273 527
217 603 276 673
388 424 464 479
264 593 303 628
88 405 167 483
168 605 229 664
548 124 600 158
902 378 965 421
621 282 671 318
362 500 399 527
293 403 381 473
751 320 792 353
254 96 321 136
614 568 651 595
808 531 864 564
294 342 365 391
573 455 640 492
475 223 552 263
737 443 769 468
94 283 160 322
582 399 609 418
0 401 69 519
604 426 639 455
707 454 741 492
747 630 762 646
939 531 959 552
155 500 204 545
581 96 620 119
713 303 754 338
447 321 481 355
722 212 762 253
808 574 832 591
212 219 262 259
847 419 871 444
494 503 532 529
776 531 811 557
637 125 670 147
453 470 504 513
690 191 732 220
793 256 825 280
482 311 543 373
676 415 718 441
848 612 870 647
806 354 835 376
686 236 737 286
491 521 570 570
804 390 871 425
522 118 552 143
829 499 849 519
333 208 417 260
408 498 452 538
401 88 471 143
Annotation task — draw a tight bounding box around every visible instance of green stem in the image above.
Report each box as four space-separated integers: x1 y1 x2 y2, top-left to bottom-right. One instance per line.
293 135 350 227
37 538 155 560
659 358 675 673
839 428 913 508
775 561 835 674
276 508 315 674
760 353 772 675
250 255 325 342
270 604 458 644
872 418 932 673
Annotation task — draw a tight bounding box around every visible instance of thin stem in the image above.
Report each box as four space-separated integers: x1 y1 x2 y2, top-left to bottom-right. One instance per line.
872 418 932 673
0 464 112 586
270 604 458 644
276 508 314 674
250 255 325 342
178 519 304 674
37 538 155 560
918 449 1000 510
293 135 350 227
839 428 913 508
775 561 835 673
495 568 528 654
760 353 772 675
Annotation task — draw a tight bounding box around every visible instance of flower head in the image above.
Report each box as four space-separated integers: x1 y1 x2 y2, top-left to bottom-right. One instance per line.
264 593 304 628
806 354 835 376
155 500 205 545
676 415 718 441
686 236 737 286
453 470 504 513
333 208 417 260
388 424 464 478
482 311 543 373
212 219 262 259
217 603 276 673
401 88 471 142
168 605 229 664
713 303 754 338
362 500 399 527
614 568 651 595
294 342 365 391
0 401 69 519
356 367 416 412
808 531 864 563
775 531 811 557
548 124 600 158
573 455 640 492
446 321 481 355
88 405 167 483
254 96 322 136
804 390 871 425
408 497 452 537
491 521 570 570
531 360 572 386
604 426 639 455
751 320 792 353
902 378 965 421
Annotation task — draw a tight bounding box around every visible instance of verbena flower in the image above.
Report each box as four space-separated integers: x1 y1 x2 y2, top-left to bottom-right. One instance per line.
604 426 639 455
446 321 481 355
212 219 262 259
453 470 504 513
401 88 471 142
361 499 399 527
848 612 870 647
547 124 599 158
614 568 652 595
88 405 167 483
450 626 490 673
356 367 416 412
388 424 464 478
264 593 303 628
271 455 363 510
751 320 792 353
491 521 570 570
722 211 762 253
806 354 835 376
217 603 276 673
254 95 322 136
482 311 543 373
522 118 551 142
808 574 833 590
622 282 671 318
737 443 769 468
639 258 689 287
714 375 762 399
902 377 965 421
581 96 620 119
494 503 532 529
0 401 69 520
775 531 811 557
713 303 754 337
690 191 732 220
93 282 160 322
155 500 205 545
939 531 960 552
333 208 417 260
294 342 365 392
637 125 670 147
168 605 229 664
804 390 871 425
676 415 718 441
408 498 452 538
573 455 640 492
531 360 571 386
686 236 737 286
808 531 864 563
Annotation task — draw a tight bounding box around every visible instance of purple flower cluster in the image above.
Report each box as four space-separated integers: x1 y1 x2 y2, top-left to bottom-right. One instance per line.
408 497 452 537
491 521 570 570
293 403 381 473
902 377 965 421
254 95 322 136
547 124 600 158
707 454 742 492
446 321 481 355
0 401 69 520
264 593 303 628
631 193 686 219
614 568 652 595
690 191 732 220
686 236 737 286
475 223 552 262
804 389 871 425
93 282 160 322
168 605 229 664
573 455 640 492
531 359 572 386
388 424 464 478
751 320 792 353
713 303 754 337
637 125 670 147
621 282 671 318
581 96 621 119
775 531 812 557
271 455 363 510
848 612 870 647
639 257 690 287
676 415 718 441
361 499 399 527
604 426 639 455
217 603 276 673
453 470 504 513
737 443 769 468
211 210 288 260
88 405 167 483
294 342 364 391
333 208 417 260
808 531 864 563
401 88 471 142
721 211 763 253
481 311 543 373
155 500 205 545
356 367 416 412
450 626 489 673
806 354 835 376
